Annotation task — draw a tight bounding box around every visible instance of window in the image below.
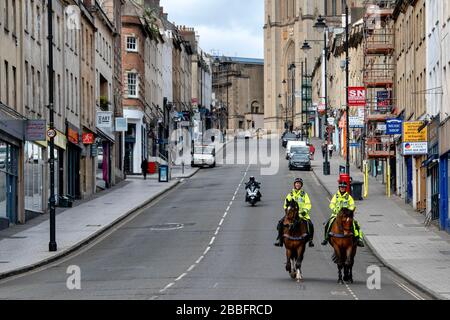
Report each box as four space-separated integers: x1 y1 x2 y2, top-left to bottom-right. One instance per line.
11 0 16 34
70 73 73 111
12 66 16 109
31 1 35 37
4 61 9 106
37 71 41 115
126 36 137 52
91 34 94 66
57 16 61 47
127 72 138 97
36 5 41 43
58 74 61 114
25 61 29 108
31 66 35 110
25 0 29 31
75 77 78 115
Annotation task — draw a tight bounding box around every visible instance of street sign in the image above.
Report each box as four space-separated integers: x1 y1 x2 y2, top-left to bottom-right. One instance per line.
386 119 403 135
348 87 366 106
97 111 113 128
403 121 427 142
349 107 364 128
115 118 128 132
82 133 95 145
403 142 428 155
47 129 57 139
350 142 360 147
26 120 46 141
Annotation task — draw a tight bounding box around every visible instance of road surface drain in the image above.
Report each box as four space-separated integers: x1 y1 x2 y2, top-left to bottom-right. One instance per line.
148 223 184 231
370 215 384 217
439 251 450 256
397 224 424 228
5 236 27 239
86 225 102 227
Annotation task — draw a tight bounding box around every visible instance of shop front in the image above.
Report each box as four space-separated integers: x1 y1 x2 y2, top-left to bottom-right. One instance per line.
98 132 114 190
0 140 19 229
439 119 450 232
67 123 81 200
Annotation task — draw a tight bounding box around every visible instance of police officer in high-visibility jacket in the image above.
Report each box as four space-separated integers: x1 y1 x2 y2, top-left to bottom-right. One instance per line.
274 178 315 248
321 182 365 247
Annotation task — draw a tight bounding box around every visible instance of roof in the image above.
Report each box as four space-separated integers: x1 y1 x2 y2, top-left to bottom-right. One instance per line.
213 56 264 65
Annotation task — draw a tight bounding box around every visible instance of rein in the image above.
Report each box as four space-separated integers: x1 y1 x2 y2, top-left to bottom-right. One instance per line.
329 211 354 239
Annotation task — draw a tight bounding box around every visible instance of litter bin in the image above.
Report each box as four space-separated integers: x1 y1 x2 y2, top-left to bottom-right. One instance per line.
339 173 351 193
351 181 364 201
59 195 73 208
148 162 157 174
159 165 169 182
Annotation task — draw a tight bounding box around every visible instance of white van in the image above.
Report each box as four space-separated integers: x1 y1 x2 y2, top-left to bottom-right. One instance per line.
286 141 307 160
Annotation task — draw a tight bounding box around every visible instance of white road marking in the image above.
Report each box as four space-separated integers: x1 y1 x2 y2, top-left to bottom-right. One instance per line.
345 284 359 300
157 163 252 294
213 283 219 288
175 273 187 282
187 265 196 272
160 282 174 293
150 295 159 300
394 280 425 300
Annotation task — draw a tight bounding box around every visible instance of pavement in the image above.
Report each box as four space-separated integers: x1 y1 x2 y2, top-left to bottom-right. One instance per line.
310 138 450 300
0 136 432 300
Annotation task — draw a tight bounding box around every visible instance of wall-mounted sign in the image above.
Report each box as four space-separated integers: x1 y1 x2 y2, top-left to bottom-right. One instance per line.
82 133 95 145
403 121 427 142
349 107 364 128
67 127 79 145
115 117 128 132
348 87 366 106
386 119 403 135
97 111 113 128
403 142 428 155
26 120 46 141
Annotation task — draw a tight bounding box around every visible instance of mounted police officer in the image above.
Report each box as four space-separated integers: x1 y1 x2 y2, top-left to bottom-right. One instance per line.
321 181 364 247
274 178 315 248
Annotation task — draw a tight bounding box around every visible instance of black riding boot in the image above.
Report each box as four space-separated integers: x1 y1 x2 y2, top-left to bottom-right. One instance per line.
321 220 330 246
274 219 284 247
307 221 315 247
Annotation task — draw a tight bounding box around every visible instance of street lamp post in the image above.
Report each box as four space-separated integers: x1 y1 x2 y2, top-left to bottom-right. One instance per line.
305 15 331 175
345 4 351 176
47 0 57 252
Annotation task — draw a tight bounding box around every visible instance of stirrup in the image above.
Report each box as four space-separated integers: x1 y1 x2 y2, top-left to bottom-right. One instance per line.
309 241 315 247
357 239 365 247
274 241 283 247
321 239 328 246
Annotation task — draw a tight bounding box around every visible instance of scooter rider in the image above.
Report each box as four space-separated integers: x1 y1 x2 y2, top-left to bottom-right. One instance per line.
245 176 262 201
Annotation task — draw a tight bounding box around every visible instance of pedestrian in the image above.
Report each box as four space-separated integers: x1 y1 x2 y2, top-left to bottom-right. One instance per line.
141 158 148 180
328 144 334 159
321 142 327 159
309 143 316 160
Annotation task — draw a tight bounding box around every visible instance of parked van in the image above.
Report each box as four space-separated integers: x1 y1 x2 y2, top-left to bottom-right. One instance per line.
286 141 307 160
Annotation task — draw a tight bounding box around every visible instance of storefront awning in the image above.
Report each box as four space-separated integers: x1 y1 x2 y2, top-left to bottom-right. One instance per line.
422 154 439 168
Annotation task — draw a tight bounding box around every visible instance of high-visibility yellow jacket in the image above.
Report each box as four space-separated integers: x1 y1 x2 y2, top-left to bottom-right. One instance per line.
329 191 355 216
284 189 312 220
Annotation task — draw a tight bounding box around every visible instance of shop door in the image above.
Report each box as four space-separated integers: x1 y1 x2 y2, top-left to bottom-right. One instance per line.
431 165 440 220
68 146 81 199
406 157 413 203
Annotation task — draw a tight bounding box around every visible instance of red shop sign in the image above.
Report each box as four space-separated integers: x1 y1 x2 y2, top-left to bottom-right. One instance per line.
68 127 79 144
348 87 366 106
82 133 95 145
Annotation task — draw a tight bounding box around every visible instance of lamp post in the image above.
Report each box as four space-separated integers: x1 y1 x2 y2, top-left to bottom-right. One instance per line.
305 14 331 175
282 79 288 130
288 64 296 132
47 0 57 251
345 5 350 176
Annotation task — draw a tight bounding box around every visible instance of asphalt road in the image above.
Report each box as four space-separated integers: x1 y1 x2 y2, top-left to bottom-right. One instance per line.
0 137 432 300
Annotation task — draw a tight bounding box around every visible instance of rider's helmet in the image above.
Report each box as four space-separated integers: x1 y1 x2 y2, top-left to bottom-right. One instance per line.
339 181 348 188
250 176 255 181
294 178 303 186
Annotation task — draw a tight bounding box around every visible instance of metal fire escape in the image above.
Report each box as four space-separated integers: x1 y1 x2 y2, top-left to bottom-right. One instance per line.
363 0 397 159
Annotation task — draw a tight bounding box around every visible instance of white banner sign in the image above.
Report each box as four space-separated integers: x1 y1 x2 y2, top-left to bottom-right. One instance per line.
349 107 364 128
115 117 128 132
97 111 113 128
403 142 428 155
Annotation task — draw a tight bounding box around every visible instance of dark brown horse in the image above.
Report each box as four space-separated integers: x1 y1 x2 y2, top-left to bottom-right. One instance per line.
282 199 309 282
329 207 358 284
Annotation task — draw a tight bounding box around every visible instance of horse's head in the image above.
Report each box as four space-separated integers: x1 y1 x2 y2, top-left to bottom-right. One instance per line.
285 199 299 222
337 207 355 237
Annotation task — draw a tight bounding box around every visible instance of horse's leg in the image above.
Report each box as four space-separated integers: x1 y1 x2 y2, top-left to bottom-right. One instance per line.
331 241 344 284
285 248 292 272
344 244 353 283
295 243 306 282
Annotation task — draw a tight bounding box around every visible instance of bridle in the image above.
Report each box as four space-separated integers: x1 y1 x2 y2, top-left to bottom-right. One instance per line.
329 209 354 239
283 202 308 241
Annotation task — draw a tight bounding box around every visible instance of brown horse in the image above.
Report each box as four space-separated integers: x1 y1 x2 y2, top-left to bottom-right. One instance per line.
329 207 357 284
282 199 309 282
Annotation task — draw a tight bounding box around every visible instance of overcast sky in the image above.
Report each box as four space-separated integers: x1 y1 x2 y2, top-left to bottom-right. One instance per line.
160 0 264 58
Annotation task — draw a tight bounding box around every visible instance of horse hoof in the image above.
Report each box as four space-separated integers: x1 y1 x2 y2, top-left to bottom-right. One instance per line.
338 280 344 285
290 273 296 279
